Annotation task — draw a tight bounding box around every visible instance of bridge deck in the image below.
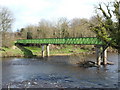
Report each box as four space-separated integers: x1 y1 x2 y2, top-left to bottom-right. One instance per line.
15 37 106 45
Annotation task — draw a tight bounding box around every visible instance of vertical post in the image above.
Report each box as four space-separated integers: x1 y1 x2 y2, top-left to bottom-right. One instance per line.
103 47 107 65
42 45 45 57
96 45 101 66
46 44 50 57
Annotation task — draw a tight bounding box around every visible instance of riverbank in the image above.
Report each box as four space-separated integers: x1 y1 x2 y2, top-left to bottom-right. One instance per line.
0 45 117 58
0 45 89 57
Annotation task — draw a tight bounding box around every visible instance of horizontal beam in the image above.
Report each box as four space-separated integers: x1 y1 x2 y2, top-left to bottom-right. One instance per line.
15 37 106 45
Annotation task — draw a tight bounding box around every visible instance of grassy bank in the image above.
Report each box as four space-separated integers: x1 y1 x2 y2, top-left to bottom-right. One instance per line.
26 45 89 55
0 47 24 57
0 45 90 57
0 45 117 58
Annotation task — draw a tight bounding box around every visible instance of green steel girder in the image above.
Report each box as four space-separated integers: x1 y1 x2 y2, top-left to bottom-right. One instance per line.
15 37 106 45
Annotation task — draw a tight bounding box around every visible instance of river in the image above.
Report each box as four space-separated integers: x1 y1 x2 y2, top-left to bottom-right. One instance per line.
1 53 119 88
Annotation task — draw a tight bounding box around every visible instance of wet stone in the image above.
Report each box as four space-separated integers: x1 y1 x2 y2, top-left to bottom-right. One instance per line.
103 84 109 87
98 83 102 85
113 83 117 86
32 82 38 85
28 82 31 85
64 79 74 82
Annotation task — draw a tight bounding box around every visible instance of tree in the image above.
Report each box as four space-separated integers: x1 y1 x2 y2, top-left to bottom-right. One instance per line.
56 17 70 38
0 6 14 47
0 6 14 32
90 1 120 50
70 18 95 37
19 28 27 39
38 19 54 38
27 31 32 39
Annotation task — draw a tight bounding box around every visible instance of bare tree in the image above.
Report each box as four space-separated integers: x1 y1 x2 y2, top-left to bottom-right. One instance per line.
0 6 14 32
56 17 70 38
70 18 95 37
0 6 14 47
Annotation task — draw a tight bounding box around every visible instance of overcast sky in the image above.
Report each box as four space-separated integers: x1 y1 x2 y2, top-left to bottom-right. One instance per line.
0 0 115 31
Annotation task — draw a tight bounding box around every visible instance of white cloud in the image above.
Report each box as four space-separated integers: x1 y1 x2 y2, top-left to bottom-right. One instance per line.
0 0 55 30
52 0 115 19
0 0 115 31
53 0 95 19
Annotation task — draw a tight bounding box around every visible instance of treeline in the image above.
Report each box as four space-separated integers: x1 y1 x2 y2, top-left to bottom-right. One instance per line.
15 17 97 40
0 6 98 48
1 0 119 50
0 7 15 47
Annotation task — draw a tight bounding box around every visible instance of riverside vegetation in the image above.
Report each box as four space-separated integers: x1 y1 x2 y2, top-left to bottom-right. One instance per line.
0 44 117 67
0 45 92 57
0 1 119 62
0 45 99 68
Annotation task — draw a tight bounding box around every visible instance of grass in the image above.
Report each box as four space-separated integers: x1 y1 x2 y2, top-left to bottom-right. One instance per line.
26 45 89 56
0 47 24 57
0 45 90 57
25 46 41 56
50 45 88 55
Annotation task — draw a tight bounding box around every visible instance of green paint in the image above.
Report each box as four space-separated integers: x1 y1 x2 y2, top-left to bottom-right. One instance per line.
15 37 106 45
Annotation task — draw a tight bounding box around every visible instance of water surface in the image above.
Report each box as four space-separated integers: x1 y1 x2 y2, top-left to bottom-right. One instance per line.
2 53 119 88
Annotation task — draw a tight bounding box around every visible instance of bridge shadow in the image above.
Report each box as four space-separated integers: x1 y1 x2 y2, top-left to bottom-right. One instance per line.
15 44 34 57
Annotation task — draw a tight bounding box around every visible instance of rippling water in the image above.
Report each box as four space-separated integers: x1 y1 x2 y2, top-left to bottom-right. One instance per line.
1 53 119 88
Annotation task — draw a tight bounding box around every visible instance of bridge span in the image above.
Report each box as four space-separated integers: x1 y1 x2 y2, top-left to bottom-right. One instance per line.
15 37 108 66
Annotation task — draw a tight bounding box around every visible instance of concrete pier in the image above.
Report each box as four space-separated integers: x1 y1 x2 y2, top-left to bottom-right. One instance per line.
96 46 102 66
96 45 108 66
103 47 107 65
46 44 50 57
42 45 45 57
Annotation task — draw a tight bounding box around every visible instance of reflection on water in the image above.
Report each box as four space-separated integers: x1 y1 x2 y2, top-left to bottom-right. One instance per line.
2 53 119 88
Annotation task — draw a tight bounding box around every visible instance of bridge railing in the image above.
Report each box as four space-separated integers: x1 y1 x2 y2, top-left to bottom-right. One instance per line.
15 37 106 45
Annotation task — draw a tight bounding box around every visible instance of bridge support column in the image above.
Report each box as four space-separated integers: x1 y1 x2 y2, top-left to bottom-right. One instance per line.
96 45 108 66
42 45 45 57
96 46 102 66
46 44 50 57
103 47 108 65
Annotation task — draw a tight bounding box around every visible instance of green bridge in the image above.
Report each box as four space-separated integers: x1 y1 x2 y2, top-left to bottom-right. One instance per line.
15 37 108 66
15 37 106 45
